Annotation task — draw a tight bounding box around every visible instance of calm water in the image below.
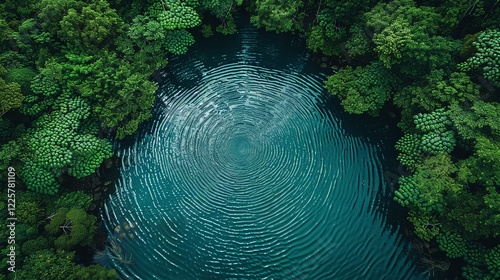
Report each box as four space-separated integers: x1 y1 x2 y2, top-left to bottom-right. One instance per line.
101 22 429 279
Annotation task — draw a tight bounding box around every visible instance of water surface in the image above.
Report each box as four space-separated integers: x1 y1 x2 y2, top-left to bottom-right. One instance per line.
102 23 428 279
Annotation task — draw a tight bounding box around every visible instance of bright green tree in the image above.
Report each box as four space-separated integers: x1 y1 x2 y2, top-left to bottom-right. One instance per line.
37 0 82 31
20 93 112 194
324 62 400 115
413 108 456 155
58 0 124 52
148 0 201 30
16 250 78 280
20 73 60 116
60 52 157 138
249 0 303 33
16 249 117 280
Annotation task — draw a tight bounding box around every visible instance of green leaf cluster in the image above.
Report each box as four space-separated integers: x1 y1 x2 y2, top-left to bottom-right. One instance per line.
149 0 201 30
21 73 60 116
45 207 97 251
306 24 343 56
59 52 157 138
395 133 422 169
414 108 456 155
250 0 303 33
20 93 112 194
462 265 484 280
449 100 500 141
394 176 419 207
58 0 124 52
0 76 23 117
407 211 441 241
165 29 196 55
486 245 500 279
465 242 487 267
52 191 93 213
395 70 479 114
437 230 466 258
365 0 461 77
458 29 500 86
16 249 118 280
216 15 237 35
458 137 500 187
324 62 400 116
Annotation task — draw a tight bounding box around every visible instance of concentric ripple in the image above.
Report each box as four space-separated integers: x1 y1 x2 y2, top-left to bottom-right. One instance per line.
101 23 427 279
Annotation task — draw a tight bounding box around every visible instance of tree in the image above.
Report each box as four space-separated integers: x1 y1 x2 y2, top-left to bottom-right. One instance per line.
306 24 344 56
20 93 112 194
76 265 118 280
164 29 196 55
16 249 117 280
60 52 157 138
50 207 97 251
148 0 201 30
249 0 303 33
37 0 84 41
20 72 60 116
457 136 500 187
0 140 20 183
372 17 413 68
0 77 23 117
365 0 461 77
395 133 423 170
437 230 467 258
126 15 170 69
324 62 400 115
486 245 500 279
306 0 379 56
344 23 373 59
126 0 201 59
51 190 92 213
202 0 241 35
458 29 500 86
58 0 124 52
449 100 500 141
16 250 78 280
414 108 456 155
45 207 97 251
21 237 50 256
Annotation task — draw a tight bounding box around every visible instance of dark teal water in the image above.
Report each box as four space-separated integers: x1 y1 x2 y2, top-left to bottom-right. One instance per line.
101 23 429 279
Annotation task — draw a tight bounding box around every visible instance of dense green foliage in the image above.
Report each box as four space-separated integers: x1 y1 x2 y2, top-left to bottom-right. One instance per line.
324 62 400 116
0 0 248 276
459 30 500 86
0 0 238 277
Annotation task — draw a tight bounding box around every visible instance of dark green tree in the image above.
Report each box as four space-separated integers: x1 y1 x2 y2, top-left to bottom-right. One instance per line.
249 0 303 33
458 29 500 86
50 207 97 251
365 0 461 77
0 77 23 118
